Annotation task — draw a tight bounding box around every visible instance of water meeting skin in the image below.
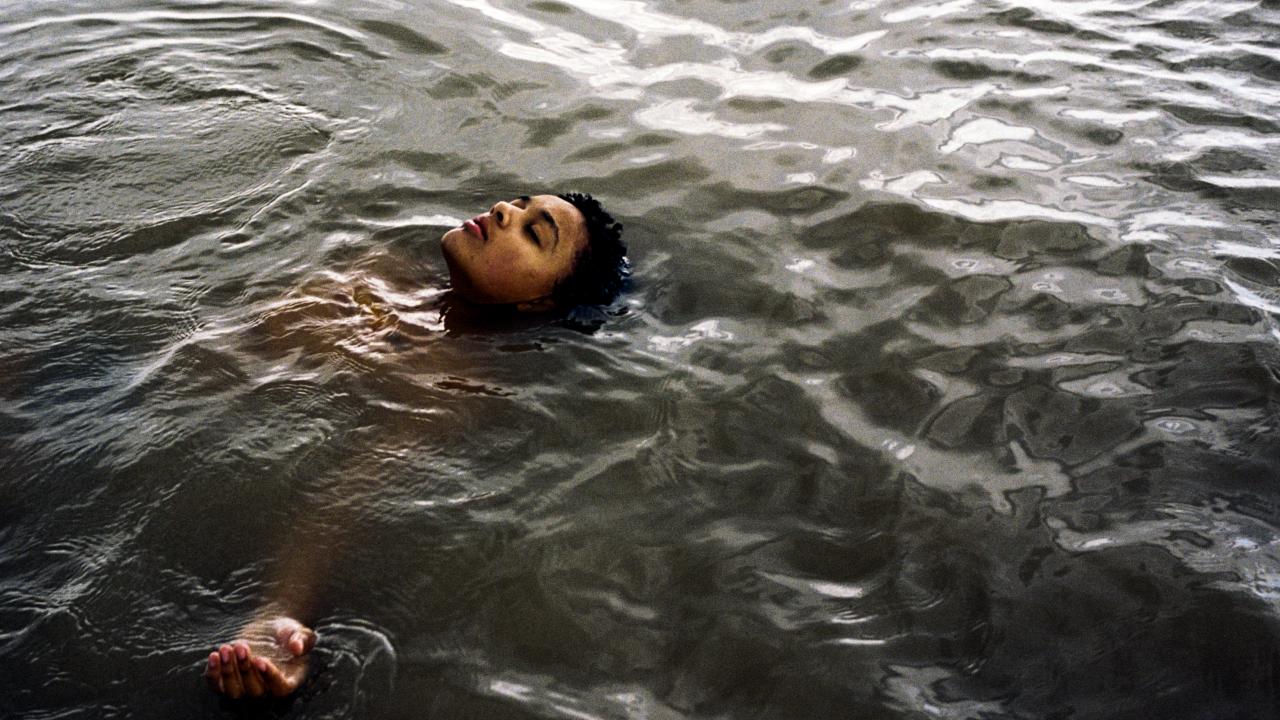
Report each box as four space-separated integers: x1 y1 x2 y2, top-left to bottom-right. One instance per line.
202 192 625 700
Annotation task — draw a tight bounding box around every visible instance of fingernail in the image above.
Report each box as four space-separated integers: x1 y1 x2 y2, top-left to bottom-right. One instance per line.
220 647 231 663
236 644 248 660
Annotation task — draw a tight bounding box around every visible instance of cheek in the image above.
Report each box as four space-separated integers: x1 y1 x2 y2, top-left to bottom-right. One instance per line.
476 245 550 293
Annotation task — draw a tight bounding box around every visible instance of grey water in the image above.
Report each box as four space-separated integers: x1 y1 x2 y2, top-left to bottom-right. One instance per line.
3 0 1280 717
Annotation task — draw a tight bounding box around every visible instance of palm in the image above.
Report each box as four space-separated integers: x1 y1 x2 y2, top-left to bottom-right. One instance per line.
205 616 315 699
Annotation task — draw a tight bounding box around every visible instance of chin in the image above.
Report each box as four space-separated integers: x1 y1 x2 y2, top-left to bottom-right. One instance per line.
440 226 463 251
440 229 474 270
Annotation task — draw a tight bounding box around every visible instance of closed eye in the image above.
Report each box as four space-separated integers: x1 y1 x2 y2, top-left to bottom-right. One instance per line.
525 224 541 247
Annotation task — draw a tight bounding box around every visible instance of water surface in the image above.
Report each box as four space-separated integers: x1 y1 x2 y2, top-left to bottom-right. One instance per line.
4 0 1280 718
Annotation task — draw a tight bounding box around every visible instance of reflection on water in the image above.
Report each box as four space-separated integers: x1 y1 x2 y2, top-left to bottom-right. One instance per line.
3 0 1280 717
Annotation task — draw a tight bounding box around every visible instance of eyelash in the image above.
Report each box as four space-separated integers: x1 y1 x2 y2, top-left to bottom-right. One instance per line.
511 199 540 246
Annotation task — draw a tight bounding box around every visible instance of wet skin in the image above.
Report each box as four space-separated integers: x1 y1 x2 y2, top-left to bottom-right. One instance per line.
205 616 316 699
440 194 589 309
204 195 586 701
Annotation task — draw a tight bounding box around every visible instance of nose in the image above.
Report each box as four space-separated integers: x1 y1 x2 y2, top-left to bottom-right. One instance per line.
490 200 520 227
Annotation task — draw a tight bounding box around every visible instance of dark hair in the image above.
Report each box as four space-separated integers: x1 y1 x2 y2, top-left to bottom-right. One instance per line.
552 192 627 308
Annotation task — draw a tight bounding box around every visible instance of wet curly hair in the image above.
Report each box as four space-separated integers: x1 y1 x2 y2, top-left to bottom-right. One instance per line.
551 192 627 308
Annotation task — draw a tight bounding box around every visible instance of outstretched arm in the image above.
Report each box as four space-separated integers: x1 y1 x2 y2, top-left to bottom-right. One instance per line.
203 493 356 699
203 281 413 700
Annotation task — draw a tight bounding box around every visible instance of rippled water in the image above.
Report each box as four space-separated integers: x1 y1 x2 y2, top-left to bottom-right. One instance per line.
4 0 1280 717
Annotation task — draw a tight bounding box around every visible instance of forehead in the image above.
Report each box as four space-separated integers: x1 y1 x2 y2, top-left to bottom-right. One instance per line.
528 195 585 229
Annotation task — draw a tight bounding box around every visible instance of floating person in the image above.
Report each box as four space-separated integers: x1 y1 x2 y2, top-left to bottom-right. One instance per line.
203 192 626 699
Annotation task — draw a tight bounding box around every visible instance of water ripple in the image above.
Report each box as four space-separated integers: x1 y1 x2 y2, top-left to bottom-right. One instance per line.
5 0 1280 717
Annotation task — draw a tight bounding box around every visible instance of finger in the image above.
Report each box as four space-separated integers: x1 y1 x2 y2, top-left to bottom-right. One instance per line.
235 642 266 697
288 628 316 656
270 617 315 657
205 651 224 693
218 645 235 682
257 657 298 698
242 662 266 697
221 644 244 699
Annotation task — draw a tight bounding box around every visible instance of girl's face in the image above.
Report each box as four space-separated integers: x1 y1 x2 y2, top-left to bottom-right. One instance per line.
440 194 588 308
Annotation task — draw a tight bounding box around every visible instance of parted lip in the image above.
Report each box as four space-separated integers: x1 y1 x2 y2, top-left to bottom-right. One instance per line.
463 214 488 241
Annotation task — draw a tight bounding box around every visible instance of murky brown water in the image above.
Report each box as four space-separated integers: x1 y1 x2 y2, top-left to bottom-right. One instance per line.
4 0 1280 717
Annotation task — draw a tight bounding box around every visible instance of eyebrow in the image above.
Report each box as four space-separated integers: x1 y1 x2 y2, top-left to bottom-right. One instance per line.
539 208 560 250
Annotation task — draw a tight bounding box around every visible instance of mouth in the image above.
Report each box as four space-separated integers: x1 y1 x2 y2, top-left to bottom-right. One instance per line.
463 214 488 241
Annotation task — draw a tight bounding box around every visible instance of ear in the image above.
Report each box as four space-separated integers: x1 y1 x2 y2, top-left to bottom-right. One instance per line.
514 295 558 314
